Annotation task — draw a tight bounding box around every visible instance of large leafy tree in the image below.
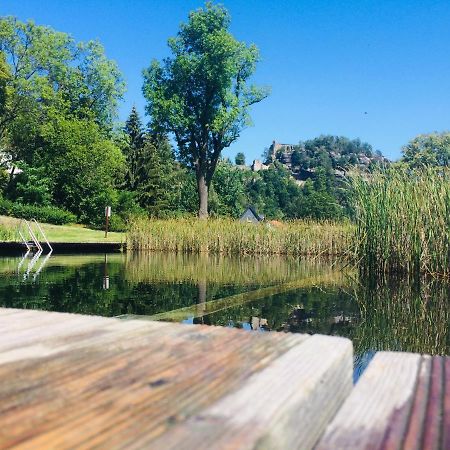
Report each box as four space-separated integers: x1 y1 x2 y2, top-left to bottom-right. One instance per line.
401 132 450 168
40 116 125 225
0 17 125 168
143 2 269 218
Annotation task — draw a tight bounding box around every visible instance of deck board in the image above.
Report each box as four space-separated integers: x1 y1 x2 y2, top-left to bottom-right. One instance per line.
0 308 352 450
316 351 449 450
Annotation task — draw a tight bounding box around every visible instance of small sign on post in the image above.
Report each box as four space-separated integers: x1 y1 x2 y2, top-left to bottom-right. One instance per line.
105 206 112 238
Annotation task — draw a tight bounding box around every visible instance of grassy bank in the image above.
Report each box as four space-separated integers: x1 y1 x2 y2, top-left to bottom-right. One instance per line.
0 216 124 243
127 217 353 257
352 167 450 277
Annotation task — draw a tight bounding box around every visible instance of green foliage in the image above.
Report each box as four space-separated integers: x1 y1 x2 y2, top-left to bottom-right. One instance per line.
210 160 247 217
246 164 300 219
0 16 126 228
143 2 269 217
39 116 125 226
401 132 450 168
0 50 8 119
10 164 53 206
0 17 124 138
0 198 76 224
235 152 246 165
136 136 180 217
352 166 450 277
123 106 145 190
275 135 384 173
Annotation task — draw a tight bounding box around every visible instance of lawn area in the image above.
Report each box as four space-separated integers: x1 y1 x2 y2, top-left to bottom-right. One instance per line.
0 216 125 243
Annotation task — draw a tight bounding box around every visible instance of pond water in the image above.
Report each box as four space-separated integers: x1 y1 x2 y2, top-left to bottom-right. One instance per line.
1 252 448 380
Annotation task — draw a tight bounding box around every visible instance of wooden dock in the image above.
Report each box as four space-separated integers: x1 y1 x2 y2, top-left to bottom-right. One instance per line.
0 241 124 254
0 308 448 449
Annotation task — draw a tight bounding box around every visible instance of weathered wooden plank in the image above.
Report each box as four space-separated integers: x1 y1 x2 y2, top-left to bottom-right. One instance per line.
0 308 322 450
443 357 450 450
144 334 353 450
403 355 432 450
316 352 449 450
422 356 444 450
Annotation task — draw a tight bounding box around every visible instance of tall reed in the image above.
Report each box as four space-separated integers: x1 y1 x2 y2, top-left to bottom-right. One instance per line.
352 166 450 277
127 217 352 257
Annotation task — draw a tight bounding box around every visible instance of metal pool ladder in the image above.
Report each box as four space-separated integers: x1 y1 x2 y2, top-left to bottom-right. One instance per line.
17 219 53 280
18 219 53 253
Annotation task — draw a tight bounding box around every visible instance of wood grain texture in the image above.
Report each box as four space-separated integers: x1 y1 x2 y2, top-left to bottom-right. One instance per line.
0 307 352 450
146 334 353 450
316 352 449 450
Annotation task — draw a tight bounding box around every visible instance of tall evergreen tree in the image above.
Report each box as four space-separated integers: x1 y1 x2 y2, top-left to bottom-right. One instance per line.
235 152 246 165
123 106 145 190
137 135 178 216
0 51 8 119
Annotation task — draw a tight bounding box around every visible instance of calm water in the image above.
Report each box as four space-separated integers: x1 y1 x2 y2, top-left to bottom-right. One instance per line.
1 252 448 379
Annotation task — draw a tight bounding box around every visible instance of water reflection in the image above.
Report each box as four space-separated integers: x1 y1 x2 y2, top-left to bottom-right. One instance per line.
0 252 448 377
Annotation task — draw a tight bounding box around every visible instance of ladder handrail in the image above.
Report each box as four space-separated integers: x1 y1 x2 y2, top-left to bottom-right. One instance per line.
25 220 42 252
18 226 31 251
32 219 53 252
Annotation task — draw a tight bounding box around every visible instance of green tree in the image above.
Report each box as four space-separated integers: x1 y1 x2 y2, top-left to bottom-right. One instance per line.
210 160 247 217
123 106 145 190
143 2 269 218
39 116 125 226
137 135 180 217
0 17 125 168
0 51 8 119
235 152 246 165
401 132 450 168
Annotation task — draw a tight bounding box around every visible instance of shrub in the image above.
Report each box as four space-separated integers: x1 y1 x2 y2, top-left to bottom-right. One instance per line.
0 199 76 225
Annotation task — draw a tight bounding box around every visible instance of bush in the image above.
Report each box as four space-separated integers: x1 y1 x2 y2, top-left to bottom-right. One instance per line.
0 199 76 225
108 214 128 232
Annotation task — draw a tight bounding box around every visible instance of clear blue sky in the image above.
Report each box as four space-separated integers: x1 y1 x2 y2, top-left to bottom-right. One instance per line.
3 0 450 161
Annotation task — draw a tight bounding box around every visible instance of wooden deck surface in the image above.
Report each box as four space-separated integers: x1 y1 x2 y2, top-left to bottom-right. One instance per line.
317 352 450 450
0 308 352 449
0 307 448 450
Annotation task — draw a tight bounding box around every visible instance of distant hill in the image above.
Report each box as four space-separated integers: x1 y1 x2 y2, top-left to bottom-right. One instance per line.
264 136 388 182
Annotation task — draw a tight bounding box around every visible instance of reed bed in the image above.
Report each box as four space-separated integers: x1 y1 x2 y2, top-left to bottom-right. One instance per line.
127 217 353 257
352 166 450 277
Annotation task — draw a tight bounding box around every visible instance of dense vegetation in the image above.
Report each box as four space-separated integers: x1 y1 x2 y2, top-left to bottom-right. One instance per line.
128 217 352 256
352 166 450 277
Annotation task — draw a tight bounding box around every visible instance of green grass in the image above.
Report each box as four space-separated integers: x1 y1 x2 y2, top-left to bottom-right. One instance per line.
352 166 450 277
0 215 124 243
127 217 353 257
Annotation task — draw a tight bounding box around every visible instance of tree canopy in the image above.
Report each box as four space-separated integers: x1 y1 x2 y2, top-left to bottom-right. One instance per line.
401 132 450 168
142 2 269 218
0 17 127 227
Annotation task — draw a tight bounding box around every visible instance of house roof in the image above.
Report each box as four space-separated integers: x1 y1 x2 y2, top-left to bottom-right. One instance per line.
240 205 264 222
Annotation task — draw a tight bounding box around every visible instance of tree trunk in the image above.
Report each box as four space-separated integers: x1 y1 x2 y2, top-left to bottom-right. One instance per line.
197 173 208 219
